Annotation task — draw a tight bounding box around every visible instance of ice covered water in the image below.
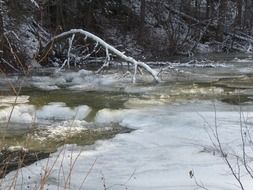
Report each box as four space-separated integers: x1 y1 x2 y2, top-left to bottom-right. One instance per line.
2 100 253 190
2 57 253 189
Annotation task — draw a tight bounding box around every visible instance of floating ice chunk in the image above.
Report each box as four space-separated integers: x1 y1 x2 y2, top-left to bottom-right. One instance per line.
95 108 127 123
75 105 91 120
78 69 93 76
36 103 91 121
31 76 51 82
95 108 141 124
31 76 60 90
0 102 91 124
28 70 131 91
32 82 60 90
233 58 252 62
54 76 66 85
0 104 35 123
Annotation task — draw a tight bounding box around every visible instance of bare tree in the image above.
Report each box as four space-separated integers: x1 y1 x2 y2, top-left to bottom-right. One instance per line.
217 0 228 41
236 0 243 27
140 0 146 35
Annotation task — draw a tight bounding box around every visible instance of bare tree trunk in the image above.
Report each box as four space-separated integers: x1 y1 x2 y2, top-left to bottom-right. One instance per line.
139 0 146 38
185 0 191 8
243 0 249 29
217 0 228 42
206 0 210 19
236 0 243 27
0 4 3 59
194 0 200 18
209 0 215 21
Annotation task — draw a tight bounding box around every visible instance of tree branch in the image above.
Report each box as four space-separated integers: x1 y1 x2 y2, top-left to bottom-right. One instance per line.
40 29 160 82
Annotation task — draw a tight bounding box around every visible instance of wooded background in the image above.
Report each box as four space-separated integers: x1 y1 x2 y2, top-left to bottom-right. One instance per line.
1 0 253 71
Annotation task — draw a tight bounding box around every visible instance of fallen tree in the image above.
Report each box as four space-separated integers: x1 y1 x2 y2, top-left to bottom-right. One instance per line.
38 29 160 83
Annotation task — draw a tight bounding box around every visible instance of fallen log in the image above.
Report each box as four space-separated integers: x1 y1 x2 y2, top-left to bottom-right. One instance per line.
38 29 160 83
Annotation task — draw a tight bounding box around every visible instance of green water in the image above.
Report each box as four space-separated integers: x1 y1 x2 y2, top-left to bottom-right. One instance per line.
20 88 131 109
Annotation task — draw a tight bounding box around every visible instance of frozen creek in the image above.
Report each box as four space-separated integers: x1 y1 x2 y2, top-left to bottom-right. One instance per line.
1 55 253 189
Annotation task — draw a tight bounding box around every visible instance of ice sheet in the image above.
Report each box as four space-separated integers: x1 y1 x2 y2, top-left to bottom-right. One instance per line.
2 101 253 190
0 102 91 124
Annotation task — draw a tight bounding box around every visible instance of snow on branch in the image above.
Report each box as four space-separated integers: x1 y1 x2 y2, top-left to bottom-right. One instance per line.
30 0 39 8
43 29 160 82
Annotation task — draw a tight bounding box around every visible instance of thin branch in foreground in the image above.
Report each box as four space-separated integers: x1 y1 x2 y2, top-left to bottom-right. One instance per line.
212 102 245 190
78 158 98 190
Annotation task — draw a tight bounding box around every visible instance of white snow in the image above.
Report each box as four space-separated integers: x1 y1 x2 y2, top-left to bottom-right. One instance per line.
30 0 39 8
196 43 211 54
19 23 40 59
2 101 253 190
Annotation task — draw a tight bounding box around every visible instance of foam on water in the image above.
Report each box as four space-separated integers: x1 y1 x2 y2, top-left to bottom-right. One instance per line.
30 120 89 141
